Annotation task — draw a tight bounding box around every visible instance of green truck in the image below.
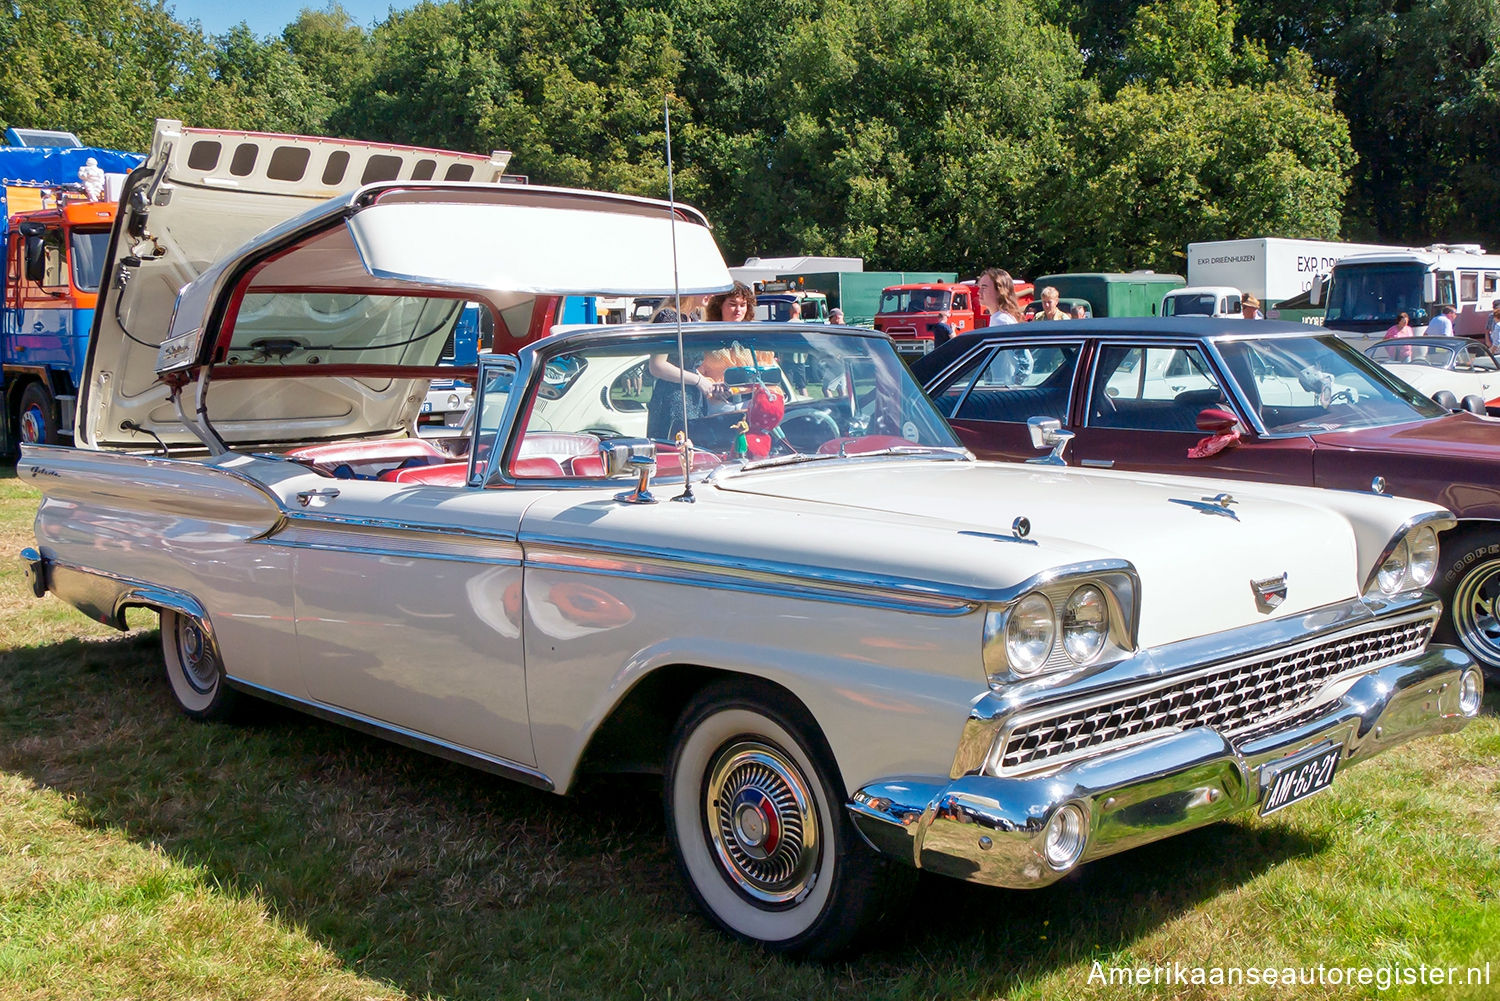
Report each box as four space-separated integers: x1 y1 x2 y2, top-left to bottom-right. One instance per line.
1033 272 1186 318
776 271 955 327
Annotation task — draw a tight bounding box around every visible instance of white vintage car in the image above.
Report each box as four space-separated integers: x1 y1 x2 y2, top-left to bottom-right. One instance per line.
18 123 1483 958
1364 336 1500 414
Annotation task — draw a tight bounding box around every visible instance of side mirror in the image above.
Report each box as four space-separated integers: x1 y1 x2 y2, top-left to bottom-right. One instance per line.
602 438 657 504
1025 416 1074 465
1309 275 1324 306
23 235 46 283
1196 407 1239 433
1423 271 1438 304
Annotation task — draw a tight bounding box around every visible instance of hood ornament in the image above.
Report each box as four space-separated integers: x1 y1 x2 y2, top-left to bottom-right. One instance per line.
1251 573 1288 612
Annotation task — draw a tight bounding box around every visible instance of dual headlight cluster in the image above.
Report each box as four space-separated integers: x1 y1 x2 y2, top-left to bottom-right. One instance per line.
983 574 1135 681
1368 524 1439 597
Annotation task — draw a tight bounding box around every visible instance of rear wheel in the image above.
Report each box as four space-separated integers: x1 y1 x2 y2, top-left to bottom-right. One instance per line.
663 681 910 959
17 382 58 445
1436 531 1500 679
160 609 241 720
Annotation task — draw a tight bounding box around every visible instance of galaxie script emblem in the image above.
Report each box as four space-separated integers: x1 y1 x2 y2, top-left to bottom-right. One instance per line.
1251 573 1289 611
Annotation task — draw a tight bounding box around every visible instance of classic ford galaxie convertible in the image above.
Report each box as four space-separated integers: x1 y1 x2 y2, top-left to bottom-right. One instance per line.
18 124 1483 957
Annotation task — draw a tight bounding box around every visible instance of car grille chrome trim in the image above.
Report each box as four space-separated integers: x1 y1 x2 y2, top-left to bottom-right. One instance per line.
991 608 1439 775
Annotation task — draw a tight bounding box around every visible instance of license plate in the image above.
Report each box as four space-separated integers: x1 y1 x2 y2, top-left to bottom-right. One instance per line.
1259 743 1340 816
421 402 433 413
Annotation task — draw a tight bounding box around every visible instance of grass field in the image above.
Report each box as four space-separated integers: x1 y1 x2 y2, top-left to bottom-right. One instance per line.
1 465 1496 1000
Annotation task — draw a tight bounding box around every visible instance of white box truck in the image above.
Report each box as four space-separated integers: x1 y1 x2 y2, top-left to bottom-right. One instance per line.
1186 238 1408 305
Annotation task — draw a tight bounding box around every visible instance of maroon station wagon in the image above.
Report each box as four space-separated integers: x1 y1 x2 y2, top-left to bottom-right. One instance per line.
913 318 1500 676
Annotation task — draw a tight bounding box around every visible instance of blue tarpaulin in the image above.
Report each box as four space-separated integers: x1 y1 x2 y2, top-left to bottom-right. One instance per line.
0 144 144 240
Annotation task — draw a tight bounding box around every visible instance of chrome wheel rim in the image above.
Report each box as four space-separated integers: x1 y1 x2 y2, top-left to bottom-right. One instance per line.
705 740 820 905
175 618 218 694
1453 559 1500 669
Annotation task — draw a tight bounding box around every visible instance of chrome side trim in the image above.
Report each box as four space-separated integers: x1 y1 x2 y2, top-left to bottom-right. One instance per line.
30 555 212 636
266 516 523 564
227 679 554 792
1362 510 1458 596
522 539 978 615
523 537 1134 614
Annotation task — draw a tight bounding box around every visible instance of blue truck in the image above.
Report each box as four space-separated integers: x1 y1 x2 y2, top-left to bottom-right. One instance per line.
1 129 143 451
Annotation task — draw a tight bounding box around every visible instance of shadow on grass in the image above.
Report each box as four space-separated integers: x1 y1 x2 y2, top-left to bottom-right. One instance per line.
0 629 1335 1000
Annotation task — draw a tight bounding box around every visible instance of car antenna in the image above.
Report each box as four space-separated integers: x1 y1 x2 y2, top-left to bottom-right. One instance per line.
664 94 696 503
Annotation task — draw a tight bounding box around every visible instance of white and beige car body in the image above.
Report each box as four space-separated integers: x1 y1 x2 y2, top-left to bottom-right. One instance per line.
18 122 1482 956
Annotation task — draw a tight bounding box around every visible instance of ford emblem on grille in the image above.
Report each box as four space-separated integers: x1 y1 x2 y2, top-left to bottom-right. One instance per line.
1252 573 1289 611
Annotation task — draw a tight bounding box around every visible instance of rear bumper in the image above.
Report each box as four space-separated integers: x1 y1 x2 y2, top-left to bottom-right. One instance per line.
848 646 1480 888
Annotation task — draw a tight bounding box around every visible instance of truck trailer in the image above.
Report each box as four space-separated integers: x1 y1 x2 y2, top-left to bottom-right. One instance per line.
1185 237 1408 307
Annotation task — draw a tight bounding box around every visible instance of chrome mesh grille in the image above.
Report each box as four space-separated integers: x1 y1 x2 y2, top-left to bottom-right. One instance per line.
995 615 1434 774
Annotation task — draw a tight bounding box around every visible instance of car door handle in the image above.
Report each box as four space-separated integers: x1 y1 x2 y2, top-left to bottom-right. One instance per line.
295 488 341 507
1081 458 1115 468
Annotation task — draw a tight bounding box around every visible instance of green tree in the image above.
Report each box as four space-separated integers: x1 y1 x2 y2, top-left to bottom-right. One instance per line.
210 24 337 135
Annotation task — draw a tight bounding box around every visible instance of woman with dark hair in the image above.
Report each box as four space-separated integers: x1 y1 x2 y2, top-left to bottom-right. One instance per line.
705 281 754 322
646 293 719 440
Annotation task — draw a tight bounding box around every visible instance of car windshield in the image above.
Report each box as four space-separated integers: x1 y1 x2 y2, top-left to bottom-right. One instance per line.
879 289 949 313
1164 293 1218 316
491 326 959 478
1216 334 1446 434
1325 263 1427 325
1365 342 1455 368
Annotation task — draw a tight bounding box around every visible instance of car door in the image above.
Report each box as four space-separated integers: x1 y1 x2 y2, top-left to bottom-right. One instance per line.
273 474 538 765
1068 341 1316 484
931 339 1084 461
1457 344 1499 405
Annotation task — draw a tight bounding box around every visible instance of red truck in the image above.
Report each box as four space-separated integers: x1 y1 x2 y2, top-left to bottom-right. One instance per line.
873 279 1035 357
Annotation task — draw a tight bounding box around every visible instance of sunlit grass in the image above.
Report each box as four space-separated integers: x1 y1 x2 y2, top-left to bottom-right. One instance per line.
1 466 1496 999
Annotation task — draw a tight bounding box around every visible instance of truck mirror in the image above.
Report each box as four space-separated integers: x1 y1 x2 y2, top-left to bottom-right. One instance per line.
24 235 46 283
1309 275 1323 306
1423 272 1438 304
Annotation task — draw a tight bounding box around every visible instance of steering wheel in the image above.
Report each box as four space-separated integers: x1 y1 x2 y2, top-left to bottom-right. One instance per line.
777 406 843 451
1328 388 1358 406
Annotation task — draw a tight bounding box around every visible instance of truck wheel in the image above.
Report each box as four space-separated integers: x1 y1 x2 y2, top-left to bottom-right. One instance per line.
1436 531 1500 679
663 680 911 959
17 382 58 445
160 609 241 721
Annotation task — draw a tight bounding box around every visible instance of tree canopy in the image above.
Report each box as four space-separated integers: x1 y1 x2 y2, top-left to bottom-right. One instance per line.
2 0 1487 275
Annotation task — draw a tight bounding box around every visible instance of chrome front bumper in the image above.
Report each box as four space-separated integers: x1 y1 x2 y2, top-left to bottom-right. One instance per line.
848 646 1481 888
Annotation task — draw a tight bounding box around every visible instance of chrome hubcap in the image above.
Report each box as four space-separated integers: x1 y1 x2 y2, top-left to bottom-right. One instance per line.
19 406 43 443
705 741 819 905
1454 560 1500 668
176 618 217 694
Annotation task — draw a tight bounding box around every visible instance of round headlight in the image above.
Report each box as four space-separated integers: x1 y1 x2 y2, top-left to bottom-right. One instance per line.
447 393 463 409
1006 593 1055 676
1043 803 1088 870
1062 585 1109 664
1377 536 1410 594
1407 526 1438 588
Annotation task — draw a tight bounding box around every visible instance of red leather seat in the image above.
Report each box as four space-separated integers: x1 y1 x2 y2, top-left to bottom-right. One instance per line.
382 462 469 486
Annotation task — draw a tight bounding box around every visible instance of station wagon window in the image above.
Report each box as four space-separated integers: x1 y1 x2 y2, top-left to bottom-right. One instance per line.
950 344 1078 424
1088 345 1226 432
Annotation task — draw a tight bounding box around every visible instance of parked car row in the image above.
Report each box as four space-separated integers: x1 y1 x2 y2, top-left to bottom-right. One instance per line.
17 122 1485 959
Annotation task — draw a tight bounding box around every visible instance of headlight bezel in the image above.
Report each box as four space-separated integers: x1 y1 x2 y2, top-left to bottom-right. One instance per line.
983 569 1138 685
1364 517 1451 599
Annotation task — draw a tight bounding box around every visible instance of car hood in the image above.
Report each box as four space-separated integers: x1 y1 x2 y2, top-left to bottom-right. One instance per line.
1309 413 1500 459
708 459 1437 648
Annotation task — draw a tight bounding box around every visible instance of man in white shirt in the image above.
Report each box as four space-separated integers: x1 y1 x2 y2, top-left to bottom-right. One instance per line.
1427 305 1457 337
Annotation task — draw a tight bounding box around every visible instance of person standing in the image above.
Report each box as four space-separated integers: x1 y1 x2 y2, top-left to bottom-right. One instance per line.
1034 286 1067 321
931 309 955 347
975 267 1031 383
646 293 718 441
1383 311 1416 362
1427 304 1457 337
1240 293 1263 320
1487 300 1500 350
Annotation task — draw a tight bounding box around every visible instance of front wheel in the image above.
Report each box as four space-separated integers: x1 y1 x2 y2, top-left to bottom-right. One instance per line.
17 382 58 445
663 681 909 958
160 609 241 720
1436 532 1500 679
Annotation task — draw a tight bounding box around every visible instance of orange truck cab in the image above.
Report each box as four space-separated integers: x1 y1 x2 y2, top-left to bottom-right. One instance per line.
874 279 1035 357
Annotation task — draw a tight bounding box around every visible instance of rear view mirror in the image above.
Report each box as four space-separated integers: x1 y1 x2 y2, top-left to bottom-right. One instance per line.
1423 272 1438 305
1309 275 1323 306
23 235 46 283
1025 416 1074 465
1196 408 1239 433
